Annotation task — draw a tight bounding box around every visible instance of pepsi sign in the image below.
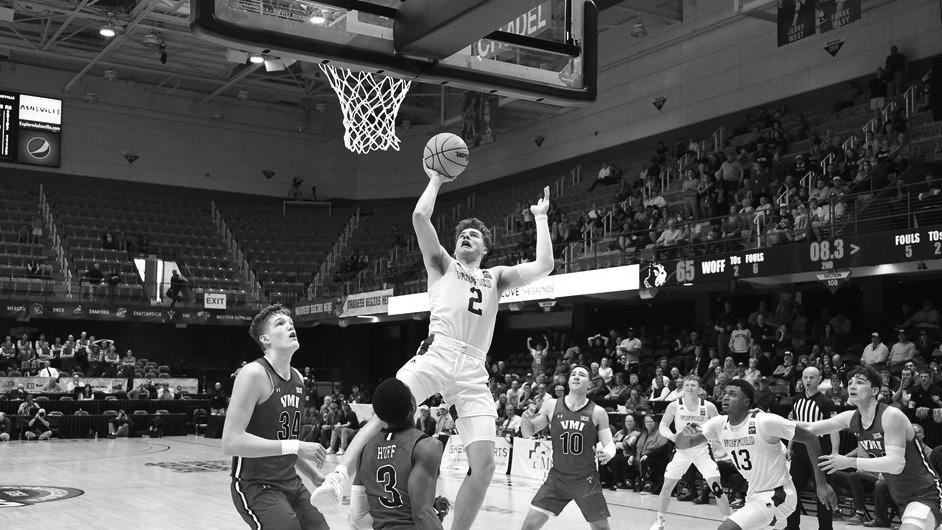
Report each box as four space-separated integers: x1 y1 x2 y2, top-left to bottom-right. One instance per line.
0 90 62 168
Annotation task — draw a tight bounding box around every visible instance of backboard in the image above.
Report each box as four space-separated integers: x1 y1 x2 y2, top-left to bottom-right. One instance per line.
190 0 596 106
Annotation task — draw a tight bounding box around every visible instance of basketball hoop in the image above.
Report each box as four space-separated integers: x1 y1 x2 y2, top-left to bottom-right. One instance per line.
319 64 412 154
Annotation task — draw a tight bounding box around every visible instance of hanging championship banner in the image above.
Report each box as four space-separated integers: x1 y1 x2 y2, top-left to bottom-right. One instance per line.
778 0 816 46
818 0 860 33
461 92 495 149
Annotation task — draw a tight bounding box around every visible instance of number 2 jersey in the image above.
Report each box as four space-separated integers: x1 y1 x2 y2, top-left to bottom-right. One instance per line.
427 260 501 353
357 426 434 529
549 397 600 477
231 358 305 482
701 411 795 494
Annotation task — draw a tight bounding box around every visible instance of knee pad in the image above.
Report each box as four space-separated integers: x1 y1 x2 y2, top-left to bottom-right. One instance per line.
710 481 724 499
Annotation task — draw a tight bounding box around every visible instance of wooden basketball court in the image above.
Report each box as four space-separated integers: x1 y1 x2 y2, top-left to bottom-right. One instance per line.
0 435 858 529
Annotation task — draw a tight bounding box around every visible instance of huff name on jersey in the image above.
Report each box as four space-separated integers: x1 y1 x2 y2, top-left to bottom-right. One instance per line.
377 445 397 460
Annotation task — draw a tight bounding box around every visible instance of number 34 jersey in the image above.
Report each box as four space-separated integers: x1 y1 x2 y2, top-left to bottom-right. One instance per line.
231 358 305 482
701 411 796 494
427 260 501 353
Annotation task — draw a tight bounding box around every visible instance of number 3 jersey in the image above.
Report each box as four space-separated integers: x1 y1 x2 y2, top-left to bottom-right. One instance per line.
231 358 305 482
701 411 796 494
549 397 599 477
357 426 431 529
427 260 501 353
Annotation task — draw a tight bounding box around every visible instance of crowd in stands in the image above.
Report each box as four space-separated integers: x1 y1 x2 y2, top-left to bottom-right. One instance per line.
333 251 371 284
477 292 942 511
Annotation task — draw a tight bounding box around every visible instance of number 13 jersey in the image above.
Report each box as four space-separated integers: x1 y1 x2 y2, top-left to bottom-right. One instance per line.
428 260 501 353
701 411 796 494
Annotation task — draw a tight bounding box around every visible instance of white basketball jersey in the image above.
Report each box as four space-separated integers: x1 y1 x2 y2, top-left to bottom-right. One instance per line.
702 411 795 495
427 260 500 353
673 397 710 434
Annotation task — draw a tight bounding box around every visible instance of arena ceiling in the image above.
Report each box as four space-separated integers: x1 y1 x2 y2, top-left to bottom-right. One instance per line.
0 0 682 132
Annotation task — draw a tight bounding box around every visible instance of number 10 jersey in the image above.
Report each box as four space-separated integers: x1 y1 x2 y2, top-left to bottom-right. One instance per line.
701 411 796 495
428 260 501 354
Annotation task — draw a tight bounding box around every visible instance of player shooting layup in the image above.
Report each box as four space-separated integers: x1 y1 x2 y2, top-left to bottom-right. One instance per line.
520 364 615 529
675 380 838 530
650 375 729 530
803 365 942 530
314 164 554 530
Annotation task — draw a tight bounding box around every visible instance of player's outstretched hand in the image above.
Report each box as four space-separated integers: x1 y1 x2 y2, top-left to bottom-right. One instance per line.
817 453 853 475
529 186 550 216
299 441 327 468
423 161 456 183
815 483 840 512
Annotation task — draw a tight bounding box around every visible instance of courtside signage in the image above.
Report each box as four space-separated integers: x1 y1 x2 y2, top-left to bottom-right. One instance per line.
387 265 640 315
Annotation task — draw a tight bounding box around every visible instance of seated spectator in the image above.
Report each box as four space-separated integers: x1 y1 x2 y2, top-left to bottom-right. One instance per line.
415 405 436 437
119 349 136 378
624 388 648 414
25 408 52 441
904 299 941 331
86 263 104 299
497 403 521 442
156 382 175 400
635 414 670 493
348 384 370 404
588 162 621 191
103 346 121 377
78 384 95 400
0 412 10 442
889 329 917 367
327 402 359 455
108 410 132 438
40 375 62 394
598 373 630 410
823 373 848 406
128 382 151 400
37 361 59 380
601 415 641 490
861 332 890 366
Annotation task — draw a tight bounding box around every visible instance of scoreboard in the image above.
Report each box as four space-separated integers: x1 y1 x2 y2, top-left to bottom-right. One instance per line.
0 90 62 167
641 225 942 288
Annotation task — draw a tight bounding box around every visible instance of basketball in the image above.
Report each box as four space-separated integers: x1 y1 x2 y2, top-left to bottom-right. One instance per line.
423 133 469 179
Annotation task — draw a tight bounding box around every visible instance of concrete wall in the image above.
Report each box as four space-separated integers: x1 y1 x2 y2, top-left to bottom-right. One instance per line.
1 0 939 200
0 62 358 198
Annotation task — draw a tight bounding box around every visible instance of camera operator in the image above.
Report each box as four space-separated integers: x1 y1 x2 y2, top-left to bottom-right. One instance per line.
26 408 52 441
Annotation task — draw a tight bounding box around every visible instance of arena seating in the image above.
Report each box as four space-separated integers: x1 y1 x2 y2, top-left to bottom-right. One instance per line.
0 180 55 297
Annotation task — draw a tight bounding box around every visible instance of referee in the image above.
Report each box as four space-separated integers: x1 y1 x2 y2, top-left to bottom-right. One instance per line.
787 366 840 530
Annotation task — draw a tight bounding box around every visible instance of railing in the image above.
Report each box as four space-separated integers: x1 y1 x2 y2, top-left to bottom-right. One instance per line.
799 170 816 197
211 201 259 299
881 100 898 123
309 208 361 297
820 153 835 177
713 127 728 153
569 164 582 187
39 184 73 298
903 83 917 118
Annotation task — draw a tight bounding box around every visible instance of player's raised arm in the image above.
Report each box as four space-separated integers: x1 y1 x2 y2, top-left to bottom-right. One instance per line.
408 437 446 530
412 165 453 277
497 186 554 292
521 397 554 437
798 409 854 438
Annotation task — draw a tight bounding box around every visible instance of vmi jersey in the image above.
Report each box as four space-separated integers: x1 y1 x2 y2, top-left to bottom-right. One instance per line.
549 397 599 477
357 426 431 529
231 358 305 482
427 260 500 353
673 397 711 437
701 411 795 495
850 402 942 507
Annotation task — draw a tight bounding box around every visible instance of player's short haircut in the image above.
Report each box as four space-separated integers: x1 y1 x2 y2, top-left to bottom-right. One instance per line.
683 374 701 385
249 304 290 351
372 378 413 424
454 217 492 250
724 379 756 407
847 365 882 388
569 364 591 377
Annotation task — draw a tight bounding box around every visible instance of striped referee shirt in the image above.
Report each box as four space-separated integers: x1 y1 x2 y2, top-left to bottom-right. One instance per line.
789 391 835 457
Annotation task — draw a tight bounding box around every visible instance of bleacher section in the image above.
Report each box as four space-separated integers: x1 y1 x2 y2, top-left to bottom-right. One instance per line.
0 181 56 298
46 184 243 300
219 201 353 304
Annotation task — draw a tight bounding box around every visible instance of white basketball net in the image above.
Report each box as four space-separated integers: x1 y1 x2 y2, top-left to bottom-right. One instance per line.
319 64 412 154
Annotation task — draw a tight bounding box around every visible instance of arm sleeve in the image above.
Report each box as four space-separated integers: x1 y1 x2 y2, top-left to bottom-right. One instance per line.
758 413 797 442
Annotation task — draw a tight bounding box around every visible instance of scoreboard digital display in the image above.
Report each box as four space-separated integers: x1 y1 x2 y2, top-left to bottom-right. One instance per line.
0 90 62 168
642 225 942 288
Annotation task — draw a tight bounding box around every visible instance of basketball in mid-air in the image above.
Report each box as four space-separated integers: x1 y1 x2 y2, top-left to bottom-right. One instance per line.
423 133 469 179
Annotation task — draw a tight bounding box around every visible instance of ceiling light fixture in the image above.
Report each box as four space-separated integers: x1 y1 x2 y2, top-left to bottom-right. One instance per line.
309 9 326 25
143 32 159 48
100 14 117 38
83 91 97 103
249 53 264 64
631 16 647 38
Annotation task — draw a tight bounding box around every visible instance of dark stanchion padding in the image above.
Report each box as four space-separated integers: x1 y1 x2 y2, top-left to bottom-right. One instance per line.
205 415 225 439
0 399 209 416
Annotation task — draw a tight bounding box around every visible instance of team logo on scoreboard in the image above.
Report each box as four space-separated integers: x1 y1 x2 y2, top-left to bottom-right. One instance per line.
642 262 668 289
0 486 85 508
26 137 51 159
